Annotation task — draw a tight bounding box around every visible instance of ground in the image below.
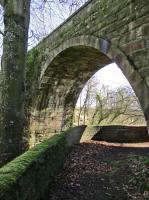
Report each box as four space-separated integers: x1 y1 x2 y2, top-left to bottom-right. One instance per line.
47 140 149 200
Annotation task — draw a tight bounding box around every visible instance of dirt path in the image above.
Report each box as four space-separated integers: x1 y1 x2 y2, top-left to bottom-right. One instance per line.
47 141 149 200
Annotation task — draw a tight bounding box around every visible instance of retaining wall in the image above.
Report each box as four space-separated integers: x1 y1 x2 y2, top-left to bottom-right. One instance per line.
0 126 86 200
92 126 149 143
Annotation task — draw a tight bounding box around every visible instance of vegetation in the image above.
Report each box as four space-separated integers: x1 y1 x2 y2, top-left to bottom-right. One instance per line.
125 155 149 199
0 0 86 165
0 133 70 200
108 155 149 199
0 0 31 165
0 1 148 199
74 76 145 126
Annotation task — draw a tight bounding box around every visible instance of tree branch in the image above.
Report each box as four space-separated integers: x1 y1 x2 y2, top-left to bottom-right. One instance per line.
0 29 4 36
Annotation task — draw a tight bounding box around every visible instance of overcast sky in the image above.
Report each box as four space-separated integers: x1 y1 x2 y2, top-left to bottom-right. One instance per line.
96 63 130 88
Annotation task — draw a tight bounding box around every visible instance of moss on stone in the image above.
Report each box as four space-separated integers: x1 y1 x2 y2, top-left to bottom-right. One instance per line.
25 48 41 106
0 133 70 200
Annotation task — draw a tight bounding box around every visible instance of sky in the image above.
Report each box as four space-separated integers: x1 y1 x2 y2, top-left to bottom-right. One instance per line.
76 63 131 106
96 63 130 89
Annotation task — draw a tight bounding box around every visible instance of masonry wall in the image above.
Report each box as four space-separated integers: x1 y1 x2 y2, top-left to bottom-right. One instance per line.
92 126 149 143
27 0 149 141
0 126 86 199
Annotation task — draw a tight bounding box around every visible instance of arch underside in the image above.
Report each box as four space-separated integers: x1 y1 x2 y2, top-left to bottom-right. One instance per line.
39 46 111 110
30 37 149 145
33 45 111 135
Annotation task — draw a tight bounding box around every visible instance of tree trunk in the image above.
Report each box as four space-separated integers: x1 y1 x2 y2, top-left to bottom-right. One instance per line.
0 0 31 166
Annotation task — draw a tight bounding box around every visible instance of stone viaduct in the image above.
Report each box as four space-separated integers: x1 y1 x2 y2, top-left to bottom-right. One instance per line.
26 0 149 145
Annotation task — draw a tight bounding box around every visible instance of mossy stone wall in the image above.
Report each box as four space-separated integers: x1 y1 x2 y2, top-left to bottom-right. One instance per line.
0 134 69 200
0 125 86 199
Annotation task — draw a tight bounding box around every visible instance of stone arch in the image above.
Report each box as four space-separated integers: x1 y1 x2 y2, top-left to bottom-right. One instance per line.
32 35 149 143
40 35 111 83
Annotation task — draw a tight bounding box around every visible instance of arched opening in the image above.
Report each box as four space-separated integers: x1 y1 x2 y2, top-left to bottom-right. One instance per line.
74 63 149 143
74 63 146 127
35 45 112 135
30 36 149 145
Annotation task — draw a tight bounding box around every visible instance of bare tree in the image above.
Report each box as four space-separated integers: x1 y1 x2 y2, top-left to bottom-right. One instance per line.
75 77 145 126
75 76 98 125
29 0 87 47
0 0 31 166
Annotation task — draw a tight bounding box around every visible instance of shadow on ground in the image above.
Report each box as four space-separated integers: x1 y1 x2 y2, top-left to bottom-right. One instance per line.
46 141 149 200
